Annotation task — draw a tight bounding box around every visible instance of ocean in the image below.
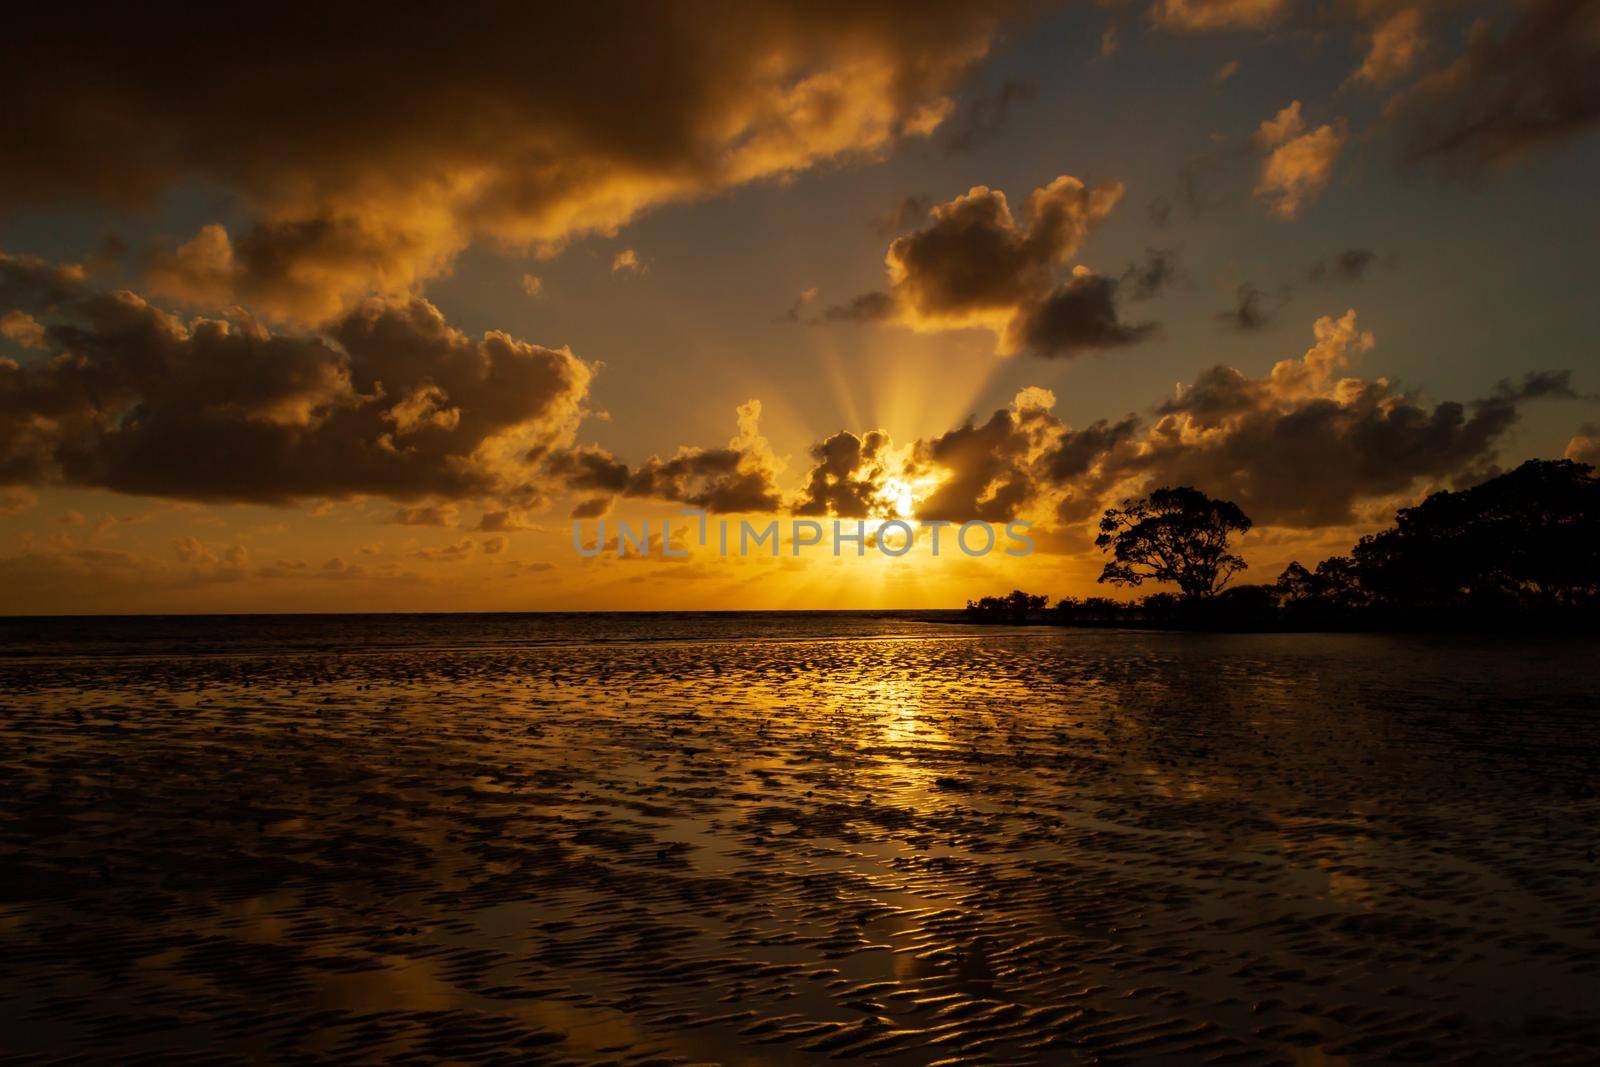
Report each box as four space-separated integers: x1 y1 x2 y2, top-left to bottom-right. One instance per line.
1 614 1596 1062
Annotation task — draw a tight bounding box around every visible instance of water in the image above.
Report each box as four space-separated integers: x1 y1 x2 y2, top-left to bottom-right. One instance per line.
1 616 1596 1063
0 610 974 658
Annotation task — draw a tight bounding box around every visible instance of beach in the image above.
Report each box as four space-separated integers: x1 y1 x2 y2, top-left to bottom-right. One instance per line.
1 615 1597 1063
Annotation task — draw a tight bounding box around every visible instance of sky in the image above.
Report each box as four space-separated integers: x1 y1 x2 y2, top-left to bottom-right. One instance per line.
2 0 1598 613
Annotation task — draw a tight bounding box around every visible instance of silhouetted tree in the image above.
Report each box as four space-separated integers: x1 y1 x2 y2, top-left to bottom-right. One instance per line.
1352 459 1600 616
1096 486 1252 600
1080 596 1122 623
1275 561 1317 603
1276 555 1368 622
964 589 1047 623
1137 593 1181 624
1005 589 1048 622
1212 583 1281 627
965 458 1598 631
1051 597 1082 622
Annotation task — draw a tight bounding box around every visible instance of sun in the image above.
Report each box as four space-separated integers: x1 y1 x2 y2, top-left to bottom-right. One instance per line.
881 478 917 518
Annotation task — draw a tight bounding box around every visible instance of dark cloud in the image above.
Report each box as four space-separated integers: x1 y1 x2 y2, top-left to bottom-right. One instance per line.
0 253 591 503
569 497 613 520
799 312 1576 529
1127 314 1572 525
1396 0 1600 174
774 312 1574 530
821 291 897 323
544 403 783 514
390 503 460 527
1497 369 1579 401
912 391 1062 521
477 508 537 531
873 195 933 237
940 79 1038 152
1307 248 1377 283
1003 272 1158 358
886 176 1123 325
543 446 631 494
775 287 819 324
623 451 781 513
831 175 1153 358
1042 416 1144 521
2 4 1016 321
1121 247 1183 300
1215 282 1288 331
794 430 892 516
1177 146 1246 219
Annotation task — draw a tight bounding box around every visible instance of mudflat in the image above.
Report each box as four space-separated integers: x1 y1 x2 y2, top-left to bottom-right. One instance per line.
2 622 1596 1064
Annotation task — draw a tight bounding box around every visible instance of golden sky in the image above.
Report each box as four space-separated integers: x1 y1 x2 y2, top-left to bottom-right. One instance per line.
2 1 1598 613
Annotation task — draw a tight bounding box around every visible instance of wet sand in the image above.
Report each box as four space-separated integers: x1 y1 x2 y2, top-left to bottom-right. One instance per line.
2 628 1597 1063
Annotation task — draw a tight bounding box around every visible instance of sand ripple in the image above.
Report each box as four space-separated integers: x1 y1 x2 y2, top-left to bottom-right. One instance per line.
1 630 1597 1063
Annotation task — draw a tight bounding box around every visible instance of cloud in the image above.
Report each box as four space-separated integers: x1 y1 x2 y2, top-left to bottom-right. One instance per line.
0 252 592 504
521 274 544 297
1392 0 1600 173
570 497 613 519
545 400 783 514
1215 252 1373 332
1254 102 1347 219
1121 247 1183 300
940 79 1038 152
1215 282 1288 331
829 175 1152 357
1255 101 1307 148
786 312 1576 530
822 291 897 322
0 486 35 516
1001 269 1158 357
794 429 895 516
912 387 1065 521
390 502 461 527
173 536 216 566
1215 59 1241 83
1129 312 1570 524
887 176 1123 329
412 538 475 563
611 248 646 275
1307 248 1378 283
1149 0 1289 32
476 508 537 532
1 310 47 350
786 387 1130 526
1352 5 1427 86
872 195 933 236
1567 424 1600 465
480 535 508 554
4 5 1012 322
777 287 819 323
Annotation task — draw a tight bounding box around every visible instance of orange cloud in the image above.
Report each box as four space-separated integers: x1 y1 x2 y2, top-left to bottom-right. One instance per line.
1254 103 1348 219
1149 0 1289 32
4 6 1015 323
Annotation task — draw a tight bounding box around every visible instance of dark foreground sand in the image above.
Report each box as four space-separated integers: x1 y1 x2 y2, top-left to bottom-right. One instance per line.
2 629 1597 1064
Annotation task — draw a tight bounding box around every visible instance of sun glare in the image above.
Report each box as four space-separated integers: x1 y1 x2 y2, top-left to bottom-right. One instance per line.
883 477 916 518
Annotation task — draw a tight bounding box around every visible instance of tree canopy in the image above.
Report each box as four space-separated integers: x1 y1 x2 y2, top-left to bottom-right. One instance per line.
965 459 1599 631
1095 486 1252 600
1343 459 1597 615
